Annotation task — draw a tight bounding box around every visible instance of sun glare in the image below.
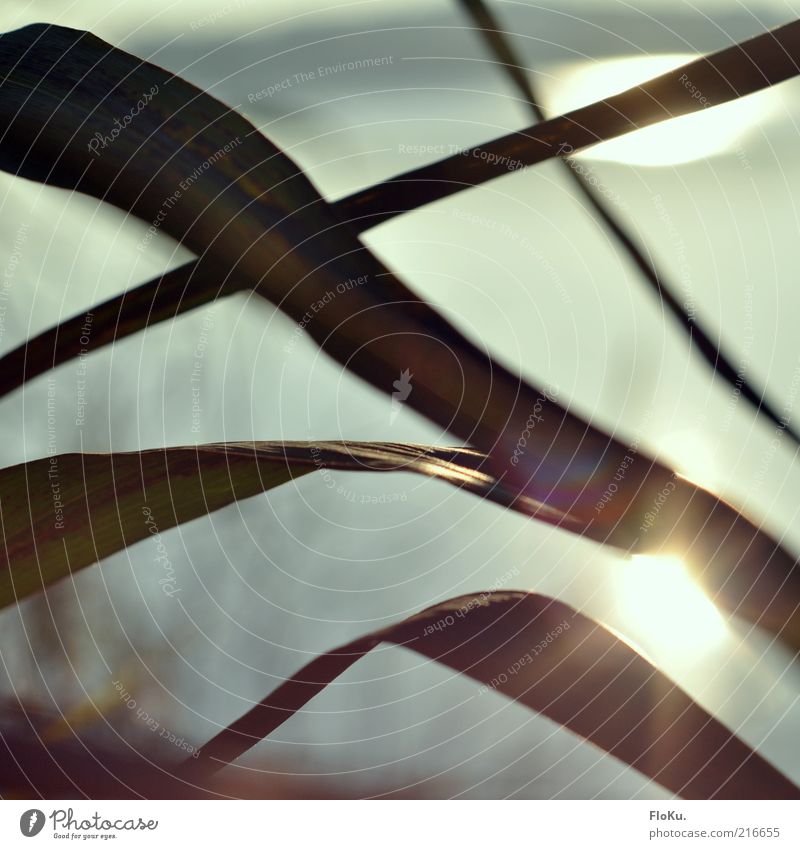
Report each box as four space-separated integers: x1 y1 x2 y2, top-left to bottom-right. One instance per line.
547 54 779 166
658 429 720 492
617 554 727 658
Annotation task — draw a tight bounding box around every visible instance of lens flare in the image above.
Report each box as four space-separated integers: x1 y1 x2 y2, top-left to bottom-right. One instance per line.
616 554 727 659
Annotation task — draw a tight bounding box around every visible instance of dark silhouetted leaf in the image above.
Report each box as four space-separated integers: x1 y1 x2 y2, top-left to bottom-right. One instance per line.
457 0 800 445
183 591 800 799
0 441 565 608
12 17 800 423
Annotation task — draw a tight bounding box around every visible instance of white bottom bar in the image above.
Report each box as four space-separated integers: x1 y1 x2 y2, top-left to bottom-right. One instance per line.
1 800 797 847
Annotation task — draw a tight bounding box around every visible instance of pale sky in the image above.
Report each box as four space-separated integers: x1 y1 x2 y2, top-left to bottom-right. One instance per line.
1 0 794 45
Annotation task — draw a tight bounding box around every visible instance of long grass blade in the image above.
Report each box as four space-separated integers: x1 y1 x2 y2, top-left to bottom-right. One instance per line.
6 17 799 420
0 441 556 608
457 0 800 445
341 19 800 225
0 259 232 397
2 441 797 655
182 591 800 799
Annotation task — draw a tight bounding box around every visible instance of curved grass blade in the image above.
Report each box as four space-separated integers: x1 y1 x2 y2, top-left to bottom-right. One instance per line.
181 591 799 799
458 0 800 446
0 441 564 608
2 26 799 651
1 441 798 662
1 441 798 652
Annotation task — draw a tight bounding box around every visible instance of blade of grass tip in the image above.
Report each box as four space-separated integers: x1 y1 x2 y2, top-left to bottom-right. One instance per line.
0 441 564 608
335 18 800 227
0 259 229 398
180 592 800 799
457 0 800 447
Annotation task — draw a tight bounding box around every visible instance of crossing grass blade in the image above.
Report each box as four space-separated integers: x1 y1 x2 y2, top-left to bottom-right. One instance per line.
342 19 800 225
0 259 232 398
7 19 800 417
456 0 800 446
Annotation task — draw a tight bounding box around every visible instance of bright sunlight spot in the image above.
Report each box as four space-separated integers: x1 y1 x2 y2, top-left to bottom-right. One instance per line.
617 554 727 658
658 428 720 492
547 54 779 166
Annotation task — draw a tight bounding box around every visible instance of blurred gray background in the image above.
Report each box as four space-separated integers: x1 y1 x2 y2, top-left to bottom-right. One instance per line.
1 0 799 797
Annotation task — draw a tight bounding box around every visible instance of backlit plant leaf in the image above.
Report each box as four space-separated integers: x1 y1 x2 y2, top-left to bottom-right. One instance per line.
1 441 798 655
0 441 562 608
183 591 800 799
343 18 800 225
456 0 800 445
9 18 800 421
